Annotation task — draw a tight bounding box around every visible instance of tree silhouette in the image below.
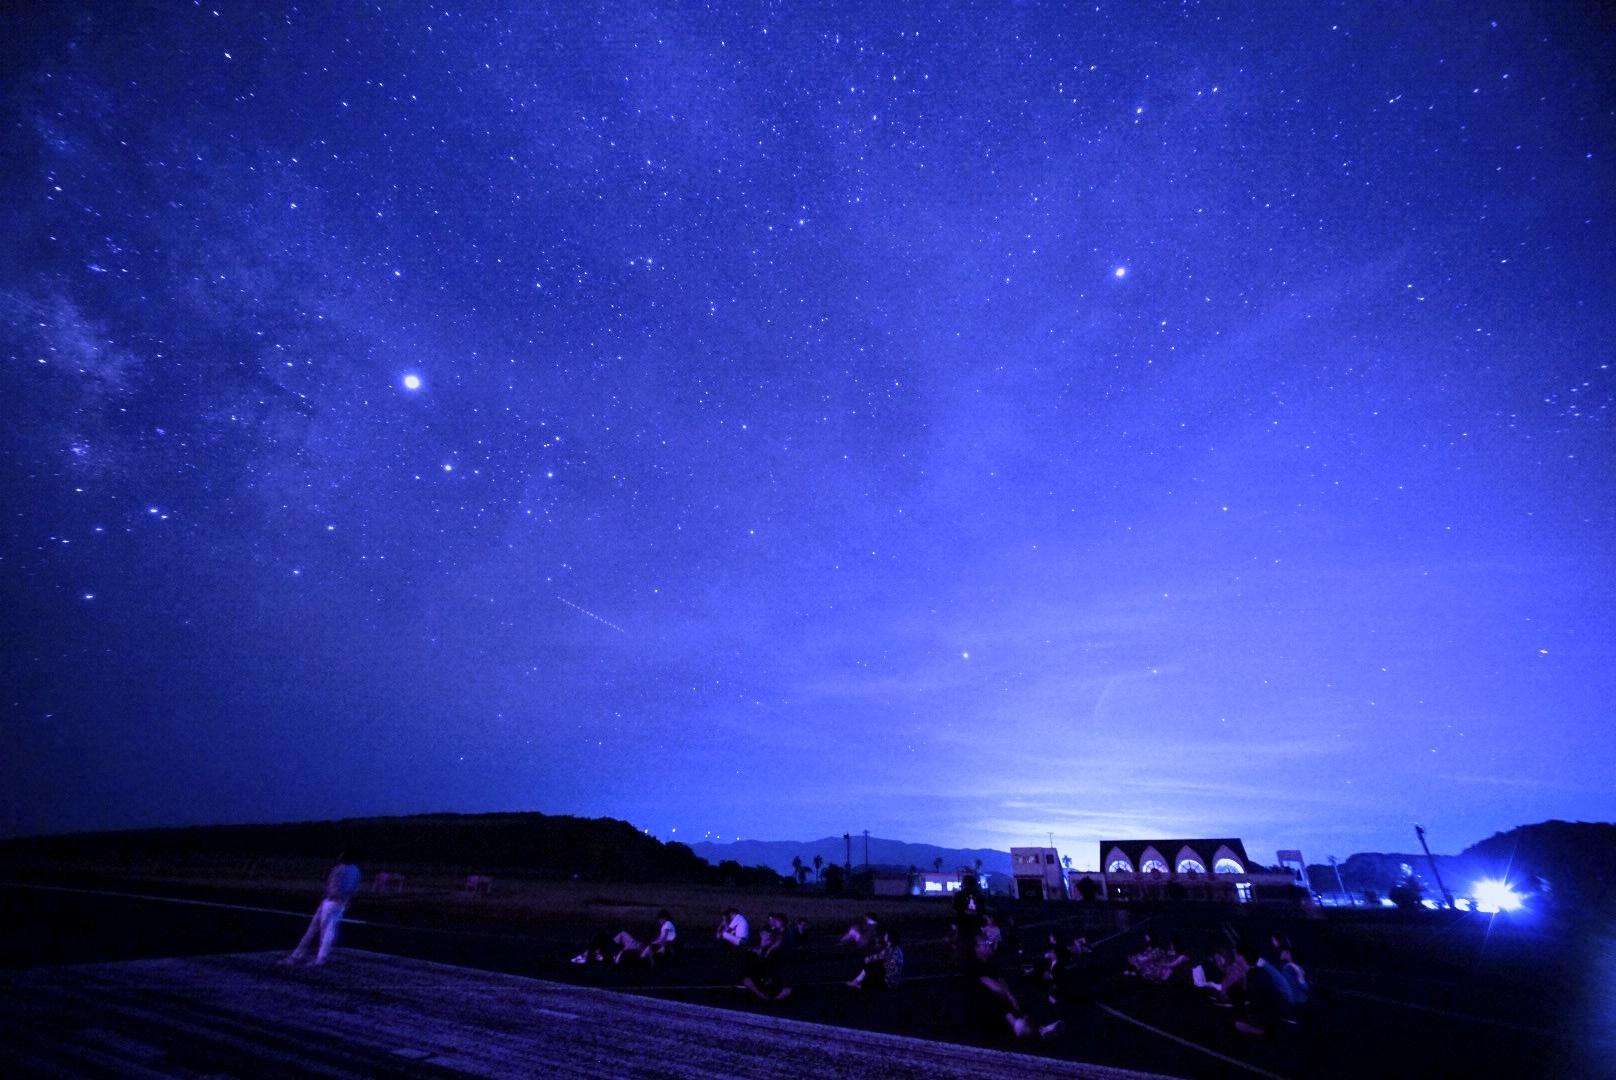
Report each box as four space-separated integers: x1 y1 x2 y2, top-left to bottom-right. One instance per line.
812 854 823 882
792 854 807 885
933 856 944 873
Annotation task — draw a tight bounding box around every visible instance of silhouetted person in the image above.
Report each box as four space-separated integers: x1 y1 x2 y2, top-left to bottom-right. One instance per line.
285 852 361 966
962 932 1061 1042
741 926 792 1002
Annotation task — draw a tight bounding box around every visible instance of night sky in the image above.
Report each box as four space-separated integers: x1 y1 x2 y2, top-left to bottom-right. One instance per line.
4 2 1612 863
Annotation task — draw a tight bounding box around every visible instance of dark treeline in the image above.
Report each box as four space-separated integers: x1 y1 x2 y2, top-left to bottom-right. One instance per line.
0 812 783 885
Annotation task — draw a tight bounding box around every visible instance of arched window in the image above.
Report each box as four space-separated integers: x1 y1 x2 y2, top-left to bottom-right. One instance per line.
1140 846 1168 875
1212 845 1245 874
1175 846 1207 875
1104 847 1133 874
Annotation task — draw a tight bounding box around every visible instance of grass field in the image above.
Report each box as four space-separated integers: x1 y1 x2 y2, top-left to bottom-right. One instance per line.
3 858 1606 1078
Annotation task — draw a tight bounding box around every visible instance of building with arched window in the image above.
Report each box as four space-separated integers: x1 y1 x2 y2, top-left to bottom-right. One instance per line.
1077 838 1314 906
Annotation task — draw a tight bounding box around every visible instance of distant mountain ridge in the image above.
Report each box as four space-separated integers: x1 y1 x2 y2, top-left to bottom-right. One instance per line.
689 836 1012 880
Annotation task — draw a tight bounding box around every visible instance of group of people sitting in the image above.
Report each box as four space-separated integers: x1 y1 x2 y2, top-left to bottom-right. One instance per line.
567 894 1310 1049
719 908 799 1002
571 908 680 967
1125 929 1311 1036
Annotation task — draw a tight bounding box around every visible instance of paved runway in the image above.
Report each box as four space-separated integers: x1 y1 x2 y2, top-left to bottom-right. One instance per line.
0 950 1177 1079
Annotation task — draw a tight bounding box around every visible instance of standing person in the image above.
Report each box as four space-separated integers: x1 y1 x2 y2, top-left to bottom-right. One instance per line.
285 852 361 966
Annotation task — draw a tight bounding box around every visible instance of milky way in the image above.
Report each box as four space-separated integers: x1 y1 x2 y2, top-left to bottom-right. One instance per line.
3 3 1612 860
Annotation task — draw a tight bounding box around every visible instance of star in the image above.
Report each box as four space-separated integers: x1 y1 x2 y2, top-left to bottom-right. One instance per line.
402 373 423 391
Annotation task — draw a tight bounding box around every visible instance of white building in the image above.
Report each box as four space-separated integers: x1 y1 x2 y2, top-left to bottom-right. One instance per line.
1010 846 1068 900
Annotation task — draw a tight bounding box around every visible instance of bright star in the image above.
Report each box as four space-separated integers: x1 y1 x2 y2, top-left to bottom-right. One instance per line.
402 373 423 391
1114 266 1128 279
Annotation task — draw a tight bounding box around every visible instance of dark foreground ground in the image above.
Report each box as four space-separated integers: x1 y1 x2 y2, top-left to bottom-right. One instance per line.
1 873 1609 1079
0 949 1169 1080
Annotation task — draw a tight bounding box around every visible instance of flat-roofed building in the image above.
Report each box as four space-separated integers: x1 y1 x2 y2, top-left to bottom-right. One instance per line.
1010 846 1068 900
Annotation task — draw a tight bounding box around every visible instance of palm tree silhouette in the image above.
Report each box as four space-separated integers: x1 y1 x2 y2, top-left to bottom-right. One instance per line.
812 854 824 882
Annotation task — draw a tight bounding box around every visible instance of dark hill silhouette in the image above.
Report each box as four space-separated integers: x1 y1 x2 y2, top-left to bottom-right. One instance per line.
0 812 782 885
1305 819 1615 911
1461 819 1616 911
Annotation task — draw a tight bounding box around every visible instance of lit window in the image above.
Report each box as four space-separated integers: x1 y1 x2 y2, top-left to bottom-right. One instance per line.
1214 858 1245 874
1107 859 1134 873
1236 882 1254 903
1142 859 1168 875
1177 859 1207 875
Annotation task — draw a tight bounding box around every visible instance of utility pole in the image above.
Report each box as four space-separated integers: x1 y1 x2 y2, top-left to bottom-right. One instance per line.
862 829 870 869
1413 824 1453 909
1329 855 1350 906
843 832 852 873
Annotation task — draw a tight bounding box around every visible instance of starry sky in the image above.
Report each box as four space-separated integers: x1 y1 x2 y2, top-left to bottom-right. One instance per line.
3 2 1612 863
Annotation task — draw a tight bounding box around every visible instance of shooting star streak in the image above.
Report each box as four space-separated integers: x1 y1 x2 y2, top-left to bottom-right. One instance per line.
557 596 626 634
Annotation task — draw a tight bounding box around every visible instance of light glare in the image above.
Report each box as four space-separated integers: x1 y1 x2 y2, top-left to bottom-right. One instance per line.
1473 878 1523 913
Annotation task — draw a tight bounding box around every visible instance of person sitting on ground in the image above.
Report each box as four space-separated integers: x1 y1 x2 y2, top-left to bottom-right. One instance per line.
879 927 905 989
847 926 904 990
716 907 750 948
741 926 792 1002
1053 932 1098 1006
979 913 1003 953
1233 939 1305 1036
962 931 1062 1042
608 909 678 965
838 912 879 950
1149 936 1193 985
1035 931 1069 1001
1272 934 1308 993
1127 931 1165 977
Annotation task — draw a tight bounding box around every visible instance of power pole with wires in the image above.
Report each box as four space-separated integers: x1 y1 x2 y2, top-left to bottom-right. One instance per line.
1329 855 1351 906
1414 824 1453 908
